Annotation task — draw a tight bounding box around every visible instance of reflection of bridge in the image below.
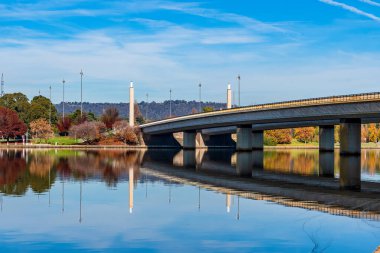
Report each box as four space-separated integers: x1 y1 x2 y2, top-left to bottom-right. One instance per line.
141 92 380 154
142 149 380 220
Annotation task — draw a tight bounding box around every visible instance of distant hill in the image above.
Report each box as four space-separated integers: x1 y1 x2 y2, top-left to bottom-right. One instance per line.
55 100 227 120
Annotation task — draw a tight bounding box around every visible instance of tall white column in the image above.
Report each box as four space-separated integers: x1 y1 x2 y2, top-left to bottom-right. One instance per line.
227 83 232 109
129 81 135 127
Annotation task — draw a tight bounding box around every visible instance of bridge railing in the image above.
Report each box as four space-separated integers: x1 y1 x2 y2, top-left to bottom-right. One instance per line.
142 92 380 126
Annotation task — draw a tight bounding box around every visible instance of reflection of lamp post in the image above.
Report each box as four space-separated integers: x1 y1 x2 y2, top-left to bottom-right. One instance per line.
169 183 172 204
62 178 65 213
198 186 201 211
237 196 240 220
79 180 82 223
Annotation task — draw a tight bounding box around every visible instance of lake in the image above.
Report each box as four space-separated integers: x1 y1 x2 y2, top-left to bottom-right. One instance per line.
0 148 380 252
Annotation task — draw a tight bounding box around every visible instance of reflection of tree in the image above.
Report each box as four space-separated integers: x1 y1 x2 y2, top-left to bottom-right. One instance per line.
29 153 56 194
0 150 28 196
264 151 318 175
361 150 380 176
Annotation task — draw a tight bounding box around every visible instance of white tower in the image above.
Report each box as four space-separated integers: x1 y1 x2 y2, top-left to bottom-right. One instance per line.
227 83 232 109
129 81 135 127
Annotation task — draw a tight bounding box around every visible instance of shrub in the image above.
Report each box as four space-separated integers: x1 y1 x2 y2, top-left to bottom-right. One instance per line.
264 135 277 146
57 116 72 136
265 129 292 144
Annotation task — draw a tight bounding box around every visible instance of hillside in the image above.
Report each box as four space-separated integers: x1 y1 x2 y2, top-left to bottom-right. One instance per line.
55 100 227 120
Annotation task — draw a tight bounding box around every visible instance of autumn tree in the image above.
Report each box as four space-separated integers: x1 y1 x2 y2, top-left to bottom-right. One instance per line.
294 127 315 143
101 107 119 129
0 106 27 140
361 125 369 143
113 120 139 145
134 103 145 125
367 123 379 143
30 118 54 140
69 122 101 143
191 108 198 114
202 106 214 113
265 129 292 144
0 92 30 124
57 116 72 136
29 95 58 124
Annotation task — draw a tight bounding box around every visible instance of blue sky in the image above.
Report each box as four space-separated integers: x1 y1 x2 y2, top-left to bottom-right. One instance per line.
1 0 380 104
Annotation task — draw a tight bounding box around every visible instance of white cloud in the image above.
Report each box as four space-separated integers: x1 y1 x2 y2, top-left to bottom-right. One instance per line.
359 0 380 7
319 0 380 22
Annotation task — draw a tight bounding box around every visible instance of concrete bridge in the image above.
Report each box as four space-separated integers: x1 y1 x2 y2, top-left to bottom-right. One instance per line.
140 92 380 155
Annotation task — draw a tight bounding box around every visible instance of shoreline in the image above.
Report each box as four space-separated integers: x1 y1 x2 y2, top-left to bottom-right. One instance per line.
1 143 380 150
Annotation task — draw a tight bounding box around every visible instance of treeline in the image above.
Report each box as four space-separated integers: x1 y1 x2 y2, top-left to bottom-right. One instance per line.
55 100 227 120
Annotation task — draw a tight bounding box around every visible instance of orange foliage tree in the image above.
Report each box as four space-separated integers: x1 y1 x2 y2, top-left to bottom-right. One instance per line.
30 118 54 139
367 123 379 143
294 127 315 143
265 129 292 144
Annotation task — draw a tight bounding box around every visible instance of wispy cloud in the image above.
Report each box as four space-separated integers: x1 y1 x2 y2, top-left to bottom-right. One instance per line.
319 0 380 21
359 0 380 7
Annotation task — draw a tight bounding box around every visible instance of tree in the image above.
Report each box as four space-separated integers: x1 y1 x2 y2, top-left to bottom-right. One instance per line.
30 118 54 140
29 95 58 124
69 122 101 143
57 116 72 136
367 123 379 143
69 109 92 125
265 129 292 144
0 92 30 124
0 106 27 140
134 104 145 125
202 106 214 113
191 108 198 114
101 107 119 129
113 120 139 145
294 127 315 143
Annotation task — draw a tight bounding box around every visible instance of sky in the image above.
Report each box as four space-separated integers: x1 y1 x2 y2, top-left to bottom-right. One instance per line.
1 0 380 104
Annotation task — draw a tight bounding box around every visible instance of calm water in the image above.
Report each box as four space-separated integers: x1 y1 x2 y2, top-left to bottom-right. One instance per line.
1 148 380 252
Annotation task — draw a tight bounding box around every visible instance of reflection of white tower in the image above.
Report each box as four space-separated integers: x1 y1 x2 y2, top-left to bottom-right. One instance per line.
226 194 231 213
227 83 232 109
129 81 135 127
129 167 134 213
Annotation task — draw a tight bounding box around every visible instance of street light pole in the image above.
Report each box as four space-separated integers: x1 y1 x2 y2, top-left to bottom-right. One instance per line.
80 70 84 118
198 82 202 112
62 79 66 121
169 89 172 117
237 74 241 107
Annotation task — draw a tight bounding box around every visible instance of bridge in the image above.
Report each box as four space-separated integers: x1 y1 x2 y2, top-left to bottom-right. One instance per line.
140 92 380 155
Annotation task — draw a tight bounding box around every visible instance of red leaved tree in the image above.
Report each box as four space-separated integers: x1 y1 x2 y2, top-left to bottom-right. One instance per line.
57 116 72 136
0 106 27 141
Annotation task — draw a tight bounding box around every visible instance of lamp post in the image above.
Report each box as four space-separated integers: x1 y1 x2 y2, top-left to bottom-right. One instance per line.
146 93 149 120
62 79 66 121
237 75 241 107
198 82 202 112
80 70 84 117
169 89 172 117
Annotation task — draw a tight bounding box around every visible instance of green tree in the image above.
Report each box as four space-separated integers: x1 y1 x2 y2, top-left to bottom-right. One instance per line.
29 95 58 124
202 106 214 113
0 92 30 123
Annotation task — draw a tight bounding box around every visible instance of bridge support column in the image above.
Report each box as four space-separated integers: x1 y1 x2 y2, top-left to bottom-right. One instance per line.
183 131 196 149
236 125 252 151
319 125 334 152
142 133 181 148
340 119 361 155
252 130 264 150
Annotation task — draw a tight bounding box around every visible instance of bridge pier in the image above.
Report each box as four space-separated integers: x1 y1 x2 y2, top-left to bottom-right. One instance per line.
319 125 334 152
252 130 264 150
183 131 197 149
340 119 361 155
142 133 181 148
236 125 252 151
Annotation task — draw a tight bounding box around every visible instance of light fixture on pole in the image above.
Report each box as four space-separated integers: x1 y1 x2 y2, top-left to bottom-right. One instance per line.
62 79 66 121
237 74 241 107
198 82 202 112
80 70 84 117
169 89 172 117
